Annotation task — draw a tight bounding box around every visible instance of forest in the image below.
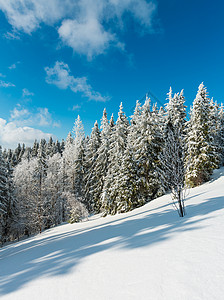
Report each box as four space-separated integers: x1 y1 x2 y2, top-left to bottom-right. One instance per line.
0 83 223 245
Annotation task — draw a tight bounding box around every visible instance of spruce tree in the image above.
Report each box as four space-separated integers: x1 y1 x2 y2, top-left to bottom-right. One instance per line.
116 145 142 213
0 146 9 245
101 103 129 215
185 83 220 186
33 140 48 233
161 89 187 191
84 121 101 212
159 120 186 217
73 139 86 203
93 109 110 213
132 97 163 202
218 104 224 165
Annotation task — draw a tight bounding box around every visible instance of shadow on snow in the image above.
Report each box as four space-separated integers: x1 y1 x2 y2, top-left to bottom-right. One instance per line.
0 194 223 295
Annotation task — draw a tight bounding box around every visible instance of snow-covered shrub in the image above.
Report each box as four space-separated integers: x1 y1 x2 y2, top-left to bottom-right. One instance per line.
63 192 88 223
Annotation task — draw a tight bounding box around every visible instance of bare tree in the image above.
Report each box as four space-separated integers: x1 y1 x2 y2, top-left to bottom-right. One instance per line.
160 120 186 217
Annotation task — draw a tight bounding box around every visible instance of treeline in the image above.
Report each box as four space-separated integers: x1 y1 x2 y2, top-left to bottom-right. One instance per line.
0 83 224 245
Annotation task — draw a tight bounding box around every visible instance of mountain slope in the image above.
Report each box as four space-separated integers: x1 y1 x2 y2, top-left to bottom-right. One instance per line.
1 168 224 300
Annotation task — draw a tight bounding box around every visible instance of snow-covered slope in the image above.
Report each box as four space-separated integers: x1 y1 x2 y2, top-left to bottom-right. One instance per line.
1 168 224 300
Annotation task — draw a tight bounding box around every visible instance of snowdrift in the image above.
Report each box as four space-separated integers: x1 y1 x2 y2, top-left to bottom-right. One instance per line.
0 167 224 300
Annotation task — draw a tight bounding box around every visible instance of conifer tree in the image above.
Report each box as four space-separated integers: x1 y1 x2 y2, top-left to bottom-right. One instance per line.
84 121 101 212
161 89 187 191
73 139 86 203
93 109 110 212
101 103 129 215
218 104 224 165
159 120 186 217
132 97 163 202
73 115 85 148
185 83 220 186
5 160 19 241
116 145 142 213
31 140 39 157
209 99 222 167
166 89 186 131
0 146 9 244
62 132 76 193
32 140 48 233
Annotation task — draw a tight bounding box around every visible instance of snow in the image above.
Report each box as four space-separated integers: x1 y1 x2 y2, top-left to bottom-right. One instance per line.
1 168 224 300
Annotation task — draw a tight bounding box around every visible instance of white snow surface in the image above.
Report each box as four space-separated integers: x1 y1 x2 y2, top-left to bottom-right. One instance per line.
1 168 224 300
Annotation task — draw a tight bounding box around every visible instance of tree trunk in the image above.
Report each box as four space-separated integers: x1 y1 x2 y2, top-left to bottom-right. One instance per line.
178 190 184 217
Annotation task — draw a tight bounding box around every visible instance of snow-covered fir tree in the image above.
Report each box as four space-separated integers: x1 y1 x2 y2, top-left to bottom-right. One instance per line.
218 104 224 165
84 121 101 212
92 109 111 213
159 120 186 217
185 83 220 186
4 159 19 242
33 139 48 233
62 132 76 193
31 140 39 158
0 146 9 244
166 88 187 131
101 102 129 215
160 88 187 191
73 138 86 204
209 99 222 166
131 97 163 202
115 145 142 213
73 115 85 148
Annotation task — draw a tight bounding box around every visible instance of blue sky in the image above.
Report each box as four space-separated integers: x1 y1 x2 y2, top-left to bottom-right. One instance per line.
0 0 223 149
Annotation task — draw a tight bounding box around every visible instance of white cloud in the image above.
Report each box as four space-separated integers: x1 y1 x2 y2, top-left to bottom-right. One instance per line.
8 63 16 69
10 105 60 128
4 30 21 40
22 88 34 97
0 79 15 87
10 107 30 119
36 108 52 126
58 18 116 59
52 121 61 128
0 118 54 149
8 61 20 70
72 104 81 111
0 0 157 58
0 0 66 34
45 61 110 102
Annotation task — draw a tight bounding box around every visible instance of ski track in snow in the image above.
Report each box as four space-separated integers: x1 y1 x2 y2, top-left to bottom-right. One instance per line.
0 168 224 300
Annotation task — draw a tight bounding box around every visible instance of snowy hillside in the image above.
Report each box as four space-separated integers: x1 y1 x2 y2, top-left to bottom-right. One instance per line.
0 168 224 300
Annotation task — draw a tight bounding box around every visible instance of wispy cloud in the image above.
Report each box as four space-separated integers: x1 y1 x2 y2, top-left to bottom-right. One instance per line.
4 30 20 40
10 105 60 128
0 73 6 77
0 0 157 59
0 118 54 149
72 104 81 111
8 61 20 70
22 88 34 97
0 79 15 87
36 108 52 126
10 107 30 119
45 61 110 102
52 121 61 128
8 63 16 70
